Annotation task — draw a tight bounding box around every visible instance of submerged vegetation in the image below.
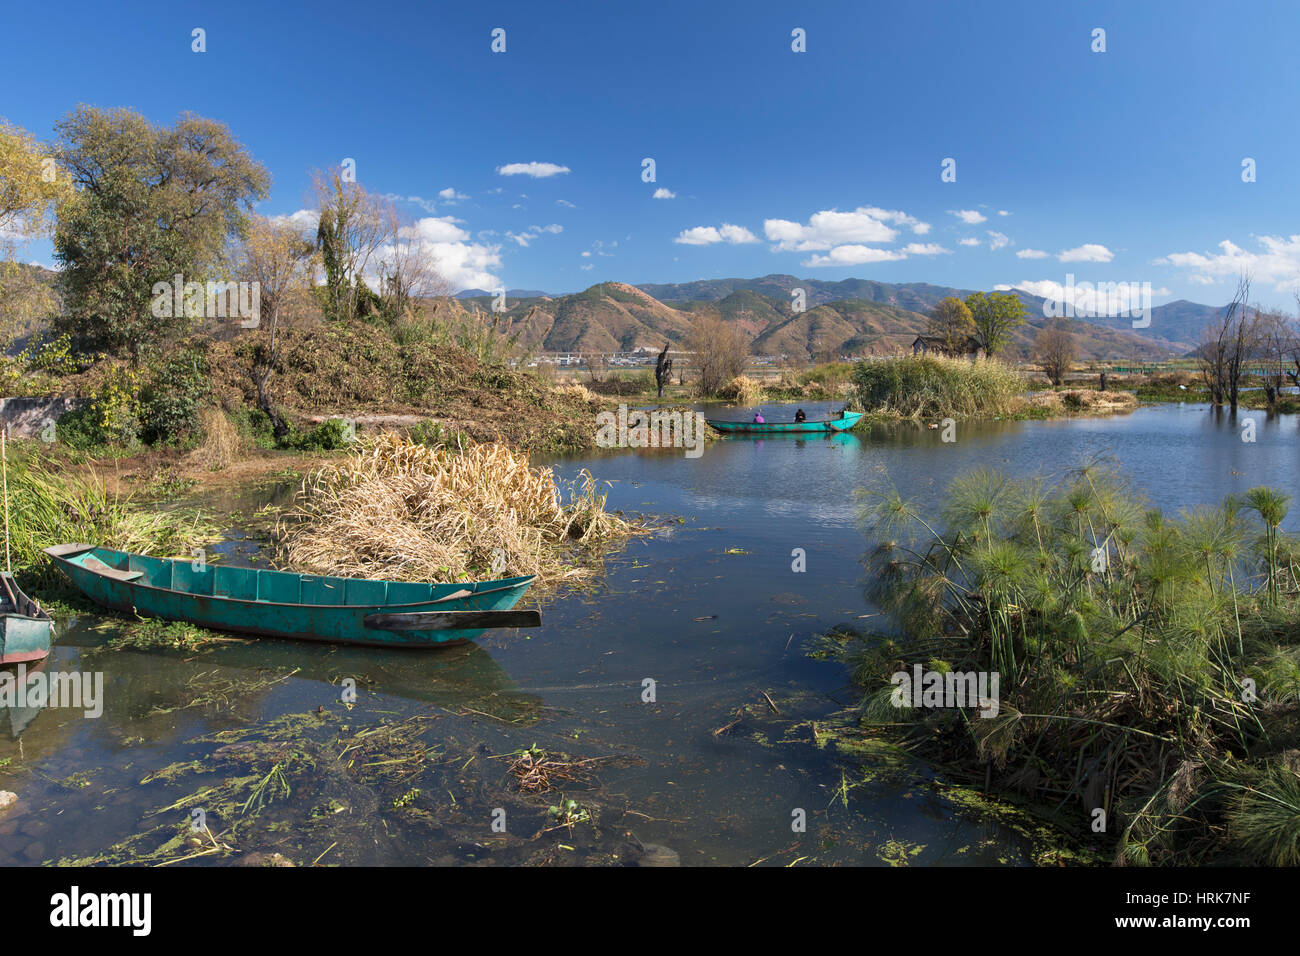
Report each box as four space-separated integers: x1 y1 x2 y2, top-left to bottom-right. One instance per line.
842 462 1300 865
278 432 644 587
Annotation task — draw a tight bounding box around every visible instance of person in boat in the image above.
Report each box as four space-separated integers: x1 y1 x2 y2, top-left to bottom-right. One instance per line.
794 409 807 423
752 410 765 424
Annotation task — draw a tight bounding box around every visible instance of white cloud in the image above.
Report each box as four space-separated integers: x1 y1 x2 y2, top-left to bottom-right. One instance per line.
803 246 907 267
437 187 469 203
375 216 502 291
959 238 981 247
269 209 320 232
1059 243 1114 263
555 199 576 208
764 206 929 252
1016 249 1049 259
950 209 987 225
506 223 563 247
987 231 1010 250
1156 235 1300 290
901 243 950 256
652 188 676 199
997 210 1010 217
400 216 469 243
995 279 1170 315
580 263 594 271
497 162 570 178
674 223 758 246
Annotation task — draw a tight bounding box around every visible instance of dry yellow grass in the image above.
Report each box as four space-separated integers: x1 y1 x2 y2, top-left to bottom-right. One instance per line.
1026 389 1139 415
554 382 599 405
277 432 642 586
716 374 765 405
190 408 243 470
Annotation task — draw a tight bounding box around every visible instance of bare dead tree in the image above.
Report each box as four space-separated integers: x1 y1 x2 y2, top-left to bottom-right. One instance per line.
654 342 673 398
1034 319 1075 387
375 206 453 319
686 314 748 396
1198 273 1256 408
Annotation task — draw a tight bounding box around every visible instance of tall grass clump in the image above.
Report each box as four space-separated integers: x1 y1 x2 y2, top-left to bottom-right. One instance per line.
852 354 1024 420
190 408 244 470
277 432 643 586
4 446 218 590
846 461 1299 865
716 374 765 406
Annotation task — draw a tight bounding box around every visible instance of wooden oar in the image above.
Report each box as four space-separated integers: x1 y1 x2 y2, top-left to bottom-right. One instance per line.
363 609 541 631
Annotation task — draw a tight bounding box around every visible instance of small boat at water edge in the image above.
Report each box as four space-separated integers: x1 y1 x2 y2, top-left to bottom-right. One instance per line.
705 410 863 434
44 544 540 648
0 573 54 665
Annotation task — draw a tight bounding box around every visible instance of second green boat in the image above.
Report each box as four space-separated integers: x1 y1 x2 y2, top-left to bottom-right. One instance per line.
705 410 863 434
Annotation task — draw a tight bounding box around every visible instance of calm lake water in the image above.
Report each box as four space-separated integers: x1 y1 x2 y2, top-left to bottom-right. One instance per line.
2 402 1296 866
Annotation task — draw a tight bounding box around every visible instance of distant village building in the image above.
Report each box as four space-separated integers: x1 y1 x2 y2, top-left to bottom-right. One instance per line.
910 335 986 360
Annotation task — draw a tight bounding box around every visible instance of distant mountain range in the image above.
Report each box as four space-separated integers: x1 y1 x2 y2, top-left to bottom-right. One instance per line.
451 275 1227 361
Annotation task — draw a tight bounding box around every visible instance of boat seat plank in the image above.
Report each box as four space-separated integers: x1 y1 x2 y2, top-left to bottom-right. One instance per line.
82 557 144 582
43 543 97 558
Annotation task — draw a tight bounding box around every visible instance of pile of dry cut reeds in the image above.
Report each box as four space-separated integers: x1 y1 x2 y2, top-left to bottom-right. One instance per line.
278 432 639 585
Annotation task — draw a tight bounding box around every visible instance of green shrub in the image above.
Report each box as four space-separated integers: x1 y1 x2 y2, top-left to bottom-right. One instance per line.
228 405 277 449
138 346 210 445
285 417 353 451
55 402 108 449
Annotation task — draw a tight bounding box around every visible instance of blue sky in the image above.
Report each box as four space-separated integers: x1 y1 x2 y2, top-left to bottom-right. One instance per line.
3 0 1300 307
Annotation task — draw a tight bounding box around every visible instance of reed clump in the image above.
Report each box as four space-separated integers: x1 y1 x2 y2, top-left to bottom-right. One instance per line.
852 354 1024 420
277 432 642 586
3 446 218 588
847 461 1300 865
190 408 244 471
716 375 765 406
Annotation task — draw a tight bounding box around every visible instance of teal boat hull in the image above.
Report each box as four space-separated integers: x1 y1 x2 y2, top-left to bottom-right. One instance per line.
0 573 55 665
705 411 863 434
44 545 535 648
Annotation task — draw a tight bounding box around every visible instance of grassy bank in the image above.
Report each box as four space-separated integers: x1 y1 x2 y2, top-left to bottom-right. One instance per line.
838 463 1300 865
852 354 1024 421
2 443 219 592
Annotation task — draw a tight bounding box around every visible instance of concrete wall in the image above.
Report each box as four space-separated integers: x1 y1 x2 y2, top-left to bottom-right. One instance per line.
0 397 86 440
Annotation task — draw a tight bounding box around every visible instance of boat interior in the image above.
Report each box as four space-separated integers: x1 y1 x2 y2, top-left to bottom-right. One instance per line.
62 547 532 608
0 573 47 619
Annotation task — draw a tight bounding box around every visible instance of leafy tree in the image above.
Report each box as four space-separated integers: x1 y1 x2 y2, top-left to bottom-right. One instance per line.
964 291 1028 356
52 106 269 360
927 296 976 353
0 117 69 345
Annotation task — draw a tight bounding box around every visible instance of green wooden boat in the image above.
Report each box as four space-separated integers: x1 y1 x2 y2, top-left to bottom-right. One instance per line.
0 572 54 665
43 544 539 648
705 410 863 434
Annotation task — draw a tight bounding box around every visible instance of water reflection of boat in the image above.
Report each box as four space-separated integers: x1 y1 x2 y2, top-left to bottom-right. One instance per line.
53 615 542 721
1 573 54 665
1 657 47 737
45 545 539 648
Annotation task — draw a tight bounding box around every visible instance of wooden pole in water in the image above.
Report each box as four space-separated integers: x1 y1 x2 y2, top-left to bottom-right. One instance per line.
2 426 10 575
